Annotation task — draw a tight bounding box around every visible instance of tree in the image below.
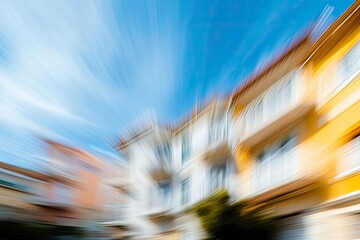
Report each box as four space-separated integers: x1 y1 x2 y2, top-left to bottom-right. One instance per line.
193 190 274 240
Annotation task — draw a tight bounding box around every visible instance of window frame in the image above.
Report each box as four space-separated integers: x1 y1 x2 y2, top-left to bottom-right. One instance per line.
337 134 360 179
209 162 227 193
181 177 190 205
339 40 360 88
158 180 171 206
181 133 191 164
156 142 172 162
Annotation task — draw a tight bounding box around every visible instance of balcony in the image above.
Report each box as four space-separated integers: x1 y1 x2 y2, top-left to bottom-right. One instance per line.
251 147 299 195
147 145 173 181
144 188 172 219
148 160 172 181
246 144 323 203
146 202 172 220
336 135 360 179
235 70 314 146
203 124 232 163
101 204 130 227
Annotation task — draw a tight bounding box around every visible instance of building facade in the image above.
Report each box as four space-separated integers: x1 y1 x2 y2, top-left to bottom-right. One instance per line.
117 101 239 240
302 2 360 239
231 1 360 239
31 139 128 237
108 2 360 240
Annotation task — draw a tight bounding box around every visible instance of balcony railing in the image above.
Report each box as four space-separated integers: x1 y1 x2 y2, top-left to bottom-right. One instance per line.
251 147 299 195
337 136 360 178
235 70 312 145
208 125 228 146
144 188 172 216
101 204 129 222
149 195 171 210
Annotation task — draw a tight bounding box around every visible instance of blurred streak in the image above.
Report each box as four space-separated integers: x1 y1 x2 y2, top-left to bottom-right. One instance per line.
311 5 335 41
0 0 186 169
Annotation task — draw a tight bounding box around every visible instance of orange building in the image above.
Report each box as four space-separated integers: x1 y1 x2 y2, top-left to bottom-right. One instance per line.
32 139 106 230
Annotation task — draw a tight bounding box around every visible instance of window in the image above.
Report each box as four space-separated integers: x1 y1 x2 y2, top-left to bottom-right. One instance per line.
253 100 263 129
158 181 171 206
209 163 227 192
156 142 171 162
182 134 191 164
338 134 360 176
279 137 296 154
208 121 217 144
255 151 266 191
340 40 360 86
181 178 190 205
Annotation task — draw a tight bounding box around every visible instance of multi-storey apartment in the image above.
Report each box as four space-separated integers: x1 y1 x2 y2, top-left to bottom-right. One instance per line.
0 140 130 238
302 2 360 239
230 31 321 239
33 140 104 234
231 1 360 239
117 100 238 240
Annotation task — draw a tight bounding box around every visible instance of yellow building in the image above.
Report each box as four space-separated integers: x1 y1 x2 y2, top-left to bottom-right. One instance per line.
302 2 360 239
230 1 360 238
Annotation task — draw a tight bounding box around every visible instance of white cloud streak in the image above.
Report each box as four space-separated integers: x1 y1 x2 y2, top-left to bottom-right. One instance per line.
0 0 187 168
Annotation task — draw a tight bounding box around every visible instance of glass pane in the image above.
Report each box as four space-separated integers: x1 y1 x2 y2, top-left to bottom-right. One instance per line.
158 181 170 205
209 163 226 192
341 41 360 84
181 178 190 204
182 134 191 163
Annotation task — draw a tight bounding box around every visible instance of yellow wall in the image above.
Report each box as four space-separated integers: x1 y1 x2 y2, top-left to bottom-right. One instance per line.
311 25 360 201
232 21 360 208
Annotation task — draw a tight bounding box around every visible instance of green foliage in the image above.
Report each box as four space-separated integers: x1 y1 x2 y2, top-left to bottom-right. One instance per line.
194 189 274 240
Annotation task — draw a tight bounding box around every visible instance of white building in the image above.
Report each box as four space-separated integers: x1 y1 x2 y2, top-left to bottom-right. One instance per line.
99 158 133 239
116 100 239 240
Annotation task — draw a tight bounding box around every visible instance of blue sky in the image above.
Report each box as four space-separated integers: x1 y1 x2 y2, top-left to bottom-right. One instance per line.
0 0 354 169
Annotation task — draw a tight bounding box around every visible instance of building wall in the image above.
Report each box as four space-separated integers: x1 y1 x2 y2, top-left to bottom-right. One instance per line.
231 3 360 238
43 142 108 225
122 103 236 239
311 23 360 202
